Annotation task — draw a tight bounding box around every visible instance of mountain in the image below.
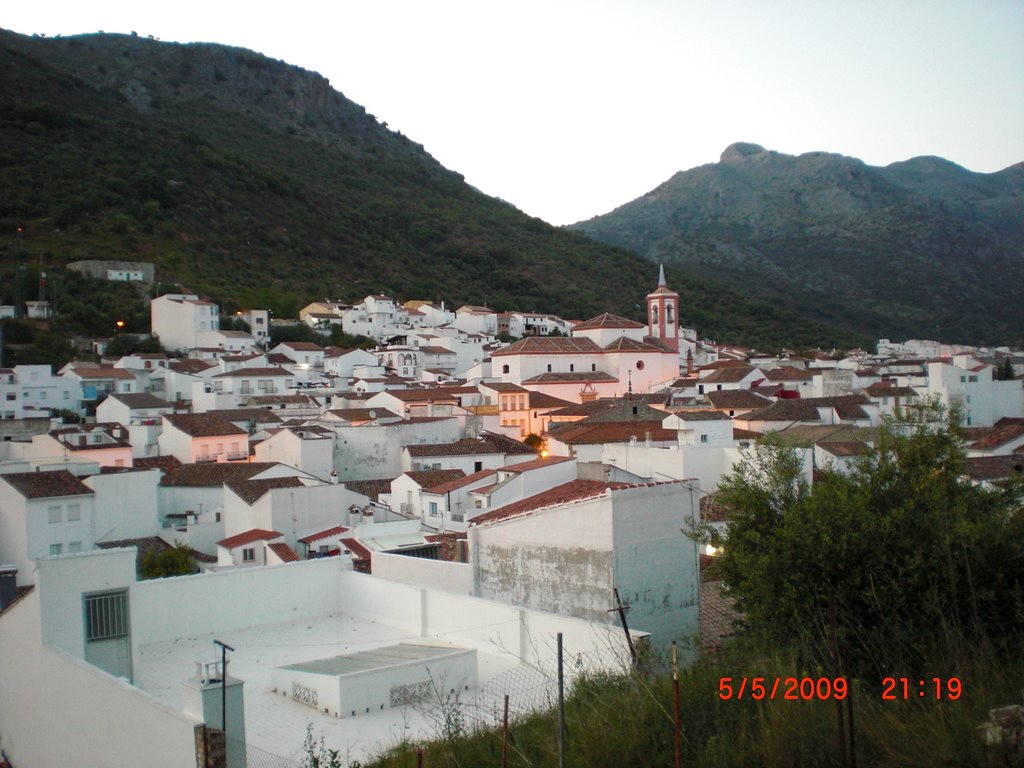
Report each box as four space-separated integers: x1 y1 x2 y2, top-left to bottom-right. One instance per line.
0 30 870 351
569 142 1024 345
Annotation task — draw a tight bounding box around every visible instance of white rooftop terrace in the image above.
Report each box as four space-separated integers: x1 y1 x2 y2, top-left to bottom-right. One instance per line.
7 549 636 768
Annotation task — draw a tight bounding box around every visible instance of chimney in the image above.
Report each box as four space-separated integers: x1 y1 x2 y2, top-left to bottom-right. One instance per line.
330 469 339 484
0 565 17 611
645 430 652 448
686 349 694 375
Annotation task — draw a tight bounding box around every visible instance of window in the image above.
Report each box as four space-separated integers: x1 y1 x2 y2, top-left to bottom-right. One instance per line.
547 364 552 372
428 502 439 517
39 390 47 401
502 364 510 374
215 512 222 523
700 434 709 444
48 506 62 524
651 305 659 325
49 543 63 555
570 364 575 372
63 391 69 400
968 375 978 383
592 364 596 372
114 459 125 468
242 547 256 563
667 303 675 324
216 443 224 455
4 393 14 401
84 591 129 641
69 541 82 554
67 504 81 522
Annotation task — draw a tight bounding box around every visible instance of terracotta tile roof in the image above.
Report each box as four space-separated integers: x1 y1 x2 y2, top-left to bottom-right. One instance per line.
497 455 574 472
743 395 871 423
818 441 873 457
699 366 756 384
226 476 306 504
268 542 301 562
107 392 173 409
481 382 529 393
165 413 248 437
864 382 919 397
493 337 603 356
378 388 460 403
133 455 183 473
699 580 740 650
74 367 136 380
706 390 773 409
601 336 666 353
480 431 538 455
969 421 1024 451
339 537 372 561
521 371 618 384
344 478 392 501
700 493 728 522
670 410 733 422
169 359 215 374
404 469 467 490
210 408 283 424
326 408 400 422
418 346 456 355
700 359 751 370
2 470 94 499
213 367 291 378
422 469 498 495
250 394 321 405
298 525 350 544
471 480 634 526
407 437 505 458
160 462 279 487
547 420 676 445
424 531 468 561
572 312 646 330
278 342 325 352
733 428 763 440
217 529 282 548
762 366 814 381
963 455 1024 482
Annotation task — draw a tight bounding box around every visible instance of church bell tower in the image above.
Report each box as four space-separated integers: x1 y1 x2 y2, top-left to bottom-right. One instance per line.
646 264 679 352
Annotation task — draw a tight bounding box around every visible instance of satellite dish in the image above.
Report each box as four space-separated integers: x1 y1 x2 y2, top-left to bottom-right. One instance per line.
368 410 377 419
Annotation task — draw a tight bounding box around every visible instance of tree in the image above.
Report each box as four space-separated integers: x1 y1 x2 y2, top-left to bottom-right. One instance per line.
140 544 198 579
994 356 1016 381
709 413 1024 677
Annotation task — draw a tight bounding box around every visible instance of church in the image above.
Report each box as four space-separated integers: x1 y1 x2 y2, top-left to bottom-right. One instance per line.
491 267 682 402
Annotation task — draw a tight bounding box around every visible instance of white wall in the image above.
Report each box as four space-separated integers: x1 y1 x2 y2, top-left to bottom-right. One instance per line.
371 551 474 594
131 558 342 645
332 419 463 480
611 483 700 644
472 495 616 624
0 589 198 768
86 469 162 543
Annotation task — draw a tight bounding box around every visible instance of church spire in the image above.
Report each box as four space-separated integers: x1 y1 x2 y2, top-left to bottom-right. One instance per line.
658 263 666 287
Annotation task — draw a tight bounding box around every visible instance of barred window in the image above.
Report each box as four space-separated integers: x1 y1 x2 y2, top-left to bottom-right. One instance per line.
84 591 129 642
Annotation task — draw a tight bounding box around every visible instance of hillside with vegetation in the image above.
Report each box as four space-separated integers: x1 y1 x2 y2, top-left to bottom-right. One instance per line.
570 142 1024 345
0 29 869 356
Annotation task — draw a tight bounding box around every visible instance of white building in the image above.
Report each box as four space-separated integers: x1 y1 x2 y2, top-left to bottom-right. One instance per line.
151 293 220 352
0 365 82 419
926 356 1024 427
469 478 700 645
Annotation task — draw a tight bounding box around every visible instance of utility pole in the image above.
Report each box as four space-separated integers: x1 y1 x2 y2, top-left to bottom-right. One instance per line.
608 587 638 668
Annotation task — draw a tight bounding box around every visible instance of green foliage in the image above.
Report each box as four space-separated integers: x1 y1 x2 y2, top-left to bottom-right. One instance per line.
710 411 1024 678
364 644 1019 767
522 433 544 449
269 323 321 346
327 325 376 350
994 356 1016 381
139 544 197 579
0 30 872 351
105 333 162 357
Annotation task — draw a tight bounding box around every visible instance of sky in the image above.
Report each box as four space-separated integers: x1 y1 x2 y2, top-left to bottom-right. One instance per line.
5 1 1023 225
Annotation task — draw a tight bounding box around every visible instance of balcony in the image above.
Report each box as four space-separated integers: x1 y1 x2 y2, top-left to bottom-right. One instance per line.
225 451 249 461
